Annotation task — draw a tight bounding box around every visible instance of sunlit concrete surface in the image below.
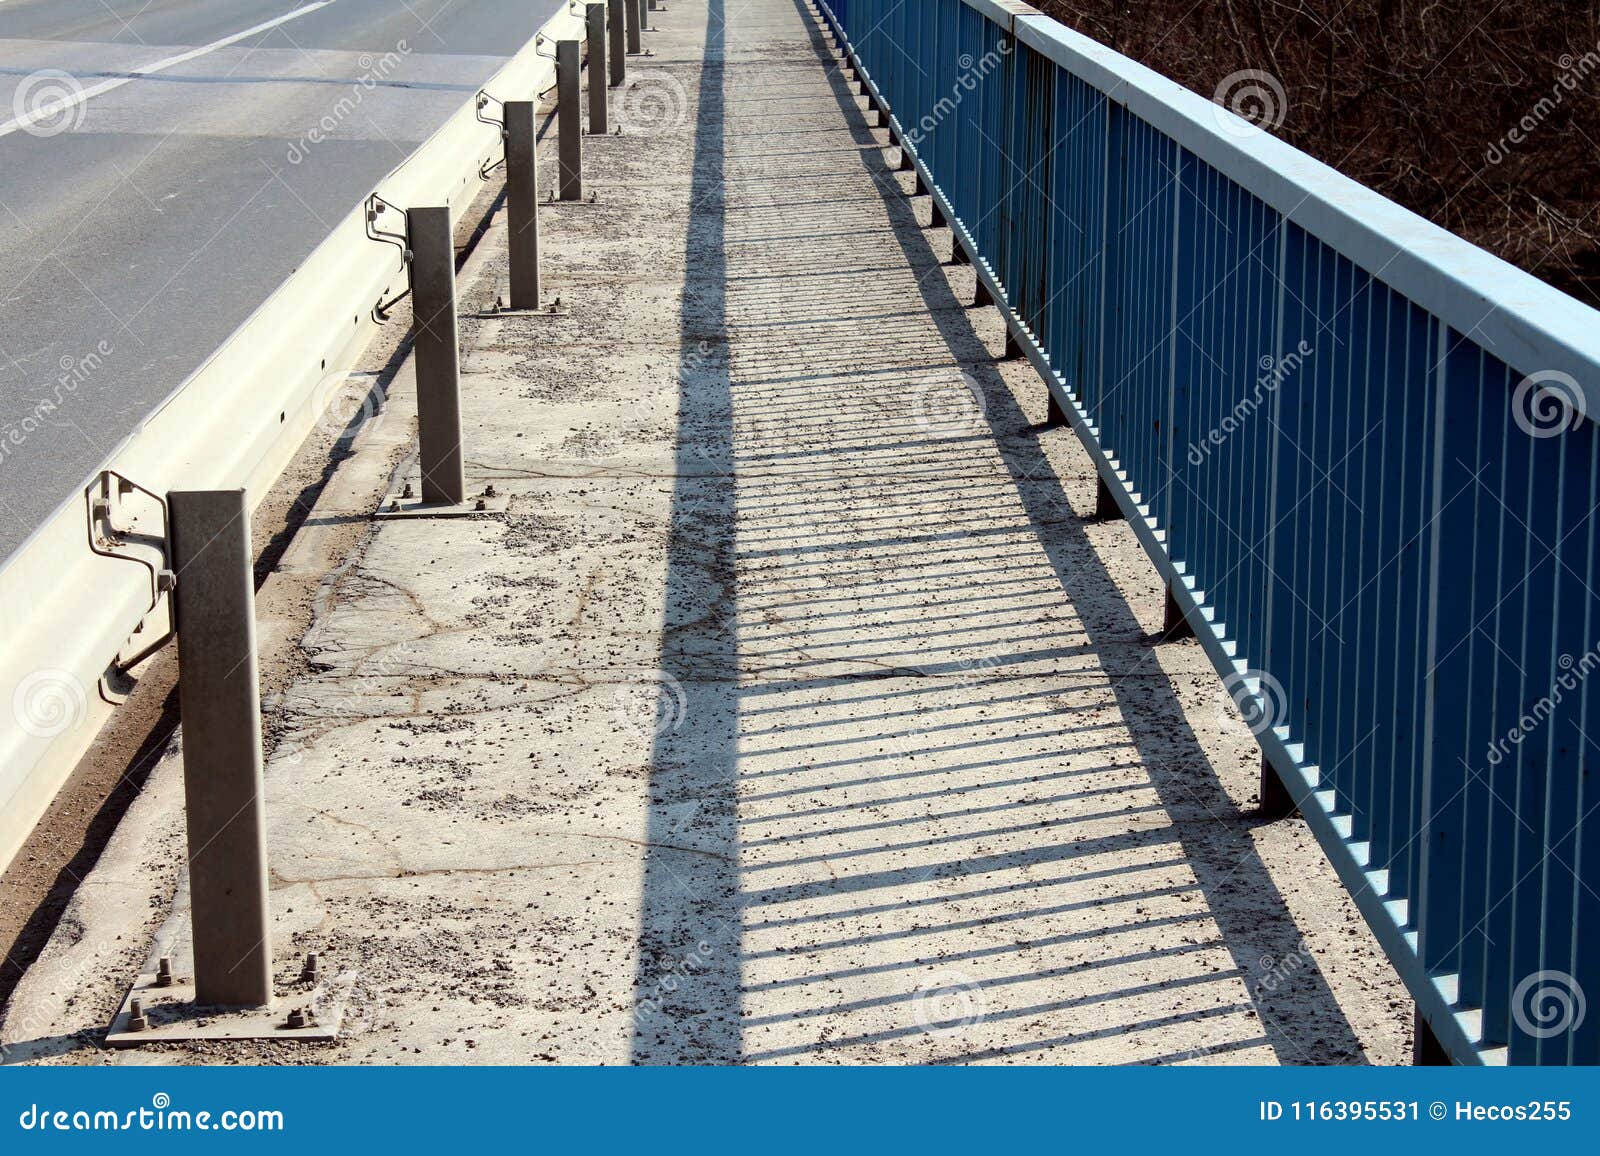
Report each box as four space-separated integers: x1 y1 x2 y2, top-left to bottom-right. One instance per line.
1 0 1407 1065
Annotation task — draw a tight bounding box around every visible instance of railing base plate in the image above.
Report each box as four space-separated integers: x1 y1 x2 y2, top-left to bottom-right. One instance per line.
106 973 343 1047
375 494 510 520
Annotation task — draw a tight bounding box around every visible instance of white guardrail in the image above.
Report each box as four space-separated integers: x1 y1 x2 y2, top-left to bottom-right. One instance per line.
0 4 588 872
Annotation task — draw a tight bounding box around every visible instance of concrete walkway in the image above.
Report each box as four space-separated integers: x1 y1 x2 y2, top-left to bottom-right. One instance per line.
2 0 1407 1064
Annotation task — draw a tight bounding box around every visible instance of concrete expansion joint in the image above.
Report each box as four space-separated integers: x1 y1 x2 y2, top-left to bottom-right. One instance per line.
290 862 616 886
284 834 734 884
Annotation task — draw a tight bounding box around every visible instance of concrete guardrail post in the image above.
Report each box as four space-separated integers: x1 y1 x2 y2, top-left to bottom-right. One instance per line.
169 488 272 1008
506 100 541 310
587 4 608 135
557 40 583 200
407 206 466 504
608 0 626 85
626 0 642 53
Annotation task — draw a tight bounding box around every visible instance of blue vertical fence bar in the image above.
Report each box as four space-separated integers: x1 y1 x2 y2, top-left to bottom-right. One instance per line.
819 0 1600 1064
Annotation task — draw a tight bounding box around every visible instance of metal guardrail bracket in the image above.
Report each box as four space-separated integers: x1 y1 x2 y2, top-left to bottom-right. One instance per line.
365 194 413 322
475 91 509 181
475 90 505 131
85 470 174 702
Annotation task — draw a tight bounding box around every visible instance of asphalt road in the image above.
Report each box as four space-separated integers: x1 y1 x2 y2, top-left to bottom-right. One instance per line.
0 0 565 560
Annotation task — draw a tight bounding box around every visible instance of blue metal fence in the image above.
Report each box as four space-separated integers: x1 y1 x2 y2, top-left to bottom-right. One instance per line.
818 0 1600 1064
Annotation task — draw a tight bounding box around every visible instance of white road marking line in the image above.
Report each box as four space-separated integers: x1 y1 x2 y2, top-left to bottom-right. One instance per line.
0 1 336 138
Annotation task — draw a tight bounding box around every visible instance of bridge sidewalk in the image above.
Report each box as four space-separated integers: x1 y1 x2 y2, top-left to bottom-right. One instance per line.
1 0 1405 1064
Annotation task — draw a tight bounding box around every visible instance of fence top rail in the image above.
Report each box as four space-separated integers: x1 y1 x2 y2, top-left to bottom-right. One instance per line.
924 0 1600 413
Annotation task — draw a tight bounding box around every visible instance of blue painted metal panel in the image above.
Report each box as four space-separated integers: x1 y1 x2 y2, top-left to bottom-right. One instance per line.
820 0 1600 1064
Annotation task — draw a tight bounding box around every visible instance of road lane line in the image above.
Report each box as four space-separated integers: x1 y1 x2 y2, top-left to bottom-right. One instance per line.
0 0 336 138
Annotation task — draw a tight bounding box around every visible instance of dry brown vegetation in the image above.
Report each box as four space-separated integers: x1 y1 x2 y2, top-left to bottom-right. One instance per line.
1037 1 1600 307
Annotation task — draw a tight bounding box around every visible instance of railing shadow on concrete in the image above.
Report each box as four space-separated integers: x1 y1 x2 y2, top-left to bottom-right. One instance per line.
631 0 1378 1064
819 0 1600 1065
775 0 1366 1065
632 0 744 1066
